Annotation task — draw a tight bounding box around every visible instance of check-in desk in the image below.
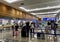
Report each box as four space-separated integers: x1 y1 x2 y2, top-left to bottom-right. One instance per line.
0 25 13 32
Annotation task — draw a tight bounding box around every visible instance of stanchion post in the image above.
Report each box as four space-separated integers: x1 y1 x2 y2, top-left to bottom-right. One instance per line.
29 30 30 41
20 28 21 42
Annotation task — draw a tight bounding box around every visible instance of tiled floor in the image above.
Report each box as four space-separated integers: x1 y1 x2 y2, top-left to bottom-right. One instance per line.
0 29 60 42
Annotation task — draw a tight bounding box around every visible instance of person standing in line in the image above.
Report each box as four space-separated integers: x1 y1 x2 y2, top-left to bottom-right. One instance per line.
15 23 19 38
47 21 51 41
51 21 58 38
46 21 51 34
12 25 15 37
25 22 30 37
30 23 35 38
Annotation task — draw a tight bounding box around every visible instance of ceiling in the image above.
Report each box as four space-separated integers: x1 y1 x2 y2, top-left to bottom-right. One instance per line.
0 0 60 18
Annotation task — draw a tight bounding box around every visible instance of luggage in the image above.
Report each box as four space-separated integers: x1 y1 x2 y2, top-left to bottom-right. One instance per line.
21 26 29 37
21 26 26 37
37 32 41 39
37 33 45 39
21 30 26 37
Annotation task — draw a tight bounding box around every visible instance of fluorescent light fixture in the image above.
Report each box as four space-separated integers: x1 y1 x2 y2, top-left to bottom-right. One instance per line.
28 5 60 11
34 12 57 14
31 13 36 15
19 7 29 11
31 10 60 15
4 0 18 3
31 12 56 14
19 5 60 12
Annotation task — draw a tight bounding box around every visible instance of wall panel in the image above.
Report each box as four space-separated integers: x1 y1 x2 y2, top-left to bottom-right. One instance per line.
22 12 26 19
19 11 22 18
0 3 38 20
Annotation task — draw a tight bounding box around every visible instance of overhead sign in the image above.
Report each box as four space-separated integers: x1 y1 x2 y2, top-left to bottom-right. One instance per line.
42 18 56 21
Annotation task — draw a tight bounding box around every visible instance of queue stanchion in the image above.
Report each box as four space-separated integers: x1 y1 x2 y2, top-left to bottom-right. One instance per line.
10 27 12 34
1 27 3 40
20 28 21 42
3 28 6 39
29 30 31 42
2 27 6 41
31 28 34 40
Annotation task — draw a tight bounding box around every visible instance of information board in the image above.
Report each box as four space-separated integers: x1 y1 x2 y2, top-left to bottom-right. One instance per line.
42 18 56 21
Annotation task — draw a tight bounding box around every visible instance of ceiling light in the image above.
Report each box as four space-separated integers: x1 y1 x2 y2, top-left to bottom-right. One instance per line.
31 13 36 15
28 5 60 11
4 0 18 3
19 5 60 12
34 12 57 14
19 7 29 11
31 10 60 14
31 12 57 14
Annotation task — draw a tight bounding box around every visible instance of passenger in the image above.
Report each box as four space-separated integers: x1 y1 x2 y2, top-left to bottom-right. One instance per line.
21 22 30 37
12 25 15 37
30 23 35 38
15 23 19 38
25 22 30 37
51 20 58 38
47 21 51 29
21 26 26 37
47 21 51 25
46 21 51 33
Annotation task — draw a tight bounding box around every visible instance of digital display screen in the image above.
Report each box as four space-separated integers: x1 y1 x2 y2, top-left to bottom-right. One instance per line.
43 18 47 21
42 18 56 21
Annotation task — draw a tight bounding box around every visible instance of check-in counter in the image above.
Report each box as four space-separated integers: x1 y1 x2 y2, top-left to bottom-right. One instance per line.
3 25 12 28
0 24 13 32
0 25 12 28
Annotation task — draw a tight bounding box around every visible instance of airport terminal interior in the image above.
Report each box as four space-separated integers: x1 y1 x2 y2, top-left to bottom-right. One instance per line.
0 0 60 42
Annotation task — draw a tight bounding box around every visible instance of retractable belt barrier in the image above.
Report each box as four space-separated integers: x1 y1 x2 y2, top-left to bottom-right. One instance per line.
30 28 60 36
